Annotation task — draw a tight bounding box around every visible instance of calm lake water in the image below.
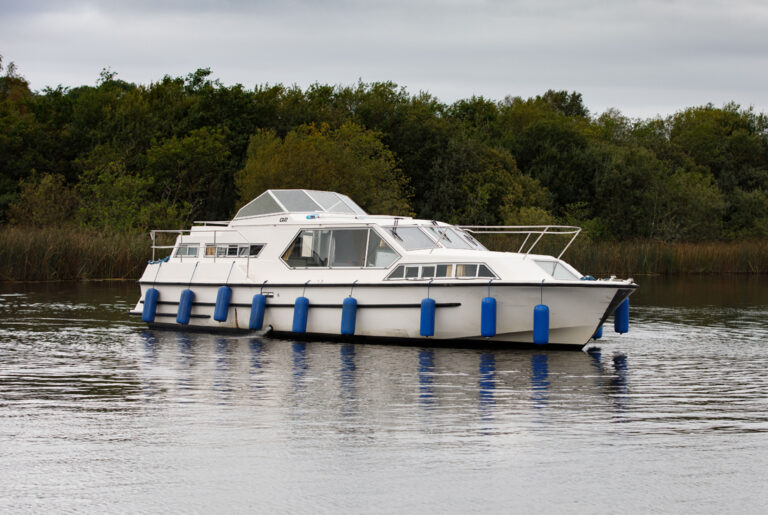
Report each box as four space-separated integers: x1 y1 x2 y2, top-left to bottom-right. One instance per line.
1 277 767 513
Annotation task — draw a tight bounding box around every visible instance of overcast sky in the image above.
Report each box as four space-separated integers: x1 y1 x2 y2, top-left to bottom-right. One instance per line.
2 0 767 118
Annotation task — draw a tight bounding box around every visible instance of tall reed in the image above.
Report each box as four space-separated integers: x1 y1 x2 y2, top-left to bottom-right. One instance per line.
566 240 768 276
1 226 767 281
0 226 151 281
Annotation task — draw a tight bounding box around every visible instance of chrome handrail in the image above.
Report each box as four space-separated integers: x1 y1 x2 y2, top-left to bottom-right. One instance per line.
458 225 582 260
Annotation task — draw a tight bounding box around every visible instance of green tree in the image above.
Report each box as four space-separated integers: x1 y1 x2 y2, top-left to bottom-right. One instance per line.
235 122 412 215
144 127 232 221
8 172 79 227
421 132 551 225
76 156 183 233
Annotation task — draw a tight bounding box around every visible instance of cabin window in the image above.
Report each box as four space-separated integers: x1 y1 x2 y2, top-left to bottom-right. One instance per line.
478 264 494 278
425 227 472 249
330 229 368 267
386 226 435 250
405 266 420 278
175 244 199 257
386 262 496 280
282 228 399 268
366 231 398 267
456 264 478 277
283 230 331 267
204 243 264 258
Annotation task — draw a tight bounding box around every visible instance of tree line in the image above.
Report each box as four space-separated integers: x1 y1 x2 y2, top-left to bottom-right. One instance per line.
2 59 767 242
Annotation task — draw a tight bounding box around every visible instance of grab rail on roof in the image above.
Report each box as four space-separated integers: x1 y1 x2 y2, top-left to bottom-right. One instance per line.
458 225 582 260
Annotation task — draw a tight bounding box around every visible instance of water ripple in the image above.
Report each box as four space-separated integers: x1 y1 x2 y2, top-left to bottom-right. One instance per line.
1 279 768 512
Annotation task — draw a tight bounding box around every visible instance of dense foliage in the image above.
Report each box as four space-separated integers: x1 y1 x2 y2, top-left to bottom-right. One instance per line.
2 58 767 241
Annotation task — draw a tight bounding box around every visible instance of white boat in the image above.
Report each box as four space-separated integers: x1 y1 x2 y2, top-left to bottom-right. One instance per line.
131 189 637 349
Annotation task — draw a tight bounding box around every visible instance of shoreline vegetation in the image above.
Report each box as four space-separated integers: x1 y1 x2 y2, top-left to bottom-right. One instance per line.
1 227 766 282
2 60 768 282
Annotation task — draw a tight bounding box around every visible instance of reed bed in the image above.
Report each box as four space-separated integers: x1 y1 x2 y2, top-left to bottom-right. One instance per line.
567 240 768 276
473 234 768 276
0 226 151 281
1 226 767 281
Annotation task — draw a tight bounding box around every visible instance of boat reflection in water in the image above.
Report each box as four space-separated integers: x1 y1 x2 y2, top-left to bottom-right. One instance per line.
587 347 630 413
418 349 435 407
530 354 549 410
133 331 630 426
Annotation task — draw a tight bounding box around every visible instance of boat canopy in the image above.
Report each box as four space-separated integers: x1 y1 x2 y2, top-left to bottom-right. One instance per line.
234 190 367 219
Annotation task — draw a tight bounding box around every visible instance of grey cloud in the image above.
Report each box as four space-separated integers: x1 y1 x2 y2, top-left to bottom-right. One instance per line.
1 0 768 117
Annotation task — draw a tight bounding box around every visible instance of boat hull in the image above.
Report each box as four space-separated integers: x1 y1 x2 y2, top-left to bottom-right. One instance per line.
132 281 635 349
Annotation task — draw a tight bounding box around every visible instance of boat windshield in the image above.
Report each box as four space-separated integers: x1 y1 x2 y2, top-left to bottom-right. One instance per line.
386 226 435 250
534 260 580 280
424 226 473 249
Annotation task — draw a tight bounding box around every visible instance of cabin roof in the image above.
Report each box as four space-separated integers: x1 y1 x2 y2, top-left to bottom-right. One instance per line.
233 190 367 219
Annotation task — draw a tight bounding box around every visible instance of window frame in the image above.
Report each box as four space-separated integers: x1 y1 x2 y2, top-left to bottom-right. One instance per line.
385 262 498 280
175 243 199 258
203 243 267 258
280 226 401 270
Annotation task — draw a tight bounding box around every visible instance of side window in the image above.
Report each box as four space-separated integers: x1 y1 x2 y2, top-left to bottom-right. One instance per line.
388 265 405 279
456 264 478 278
203 244 263 257
436 264 453 277
478 264 494 278
405 266 419 278
175 244 199 257
282 230 331 267
330 229 368 267
366 231 398 267
283 228 399 269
